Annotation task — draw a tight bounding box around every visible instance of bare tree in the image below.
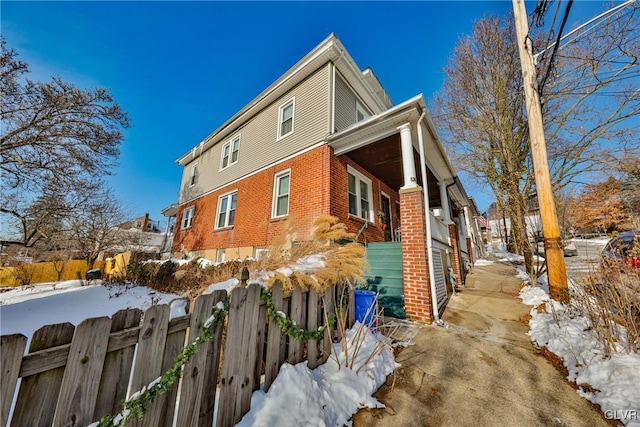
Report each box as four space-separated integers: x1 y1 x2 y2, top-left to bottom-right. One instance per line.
65 189 128 268
433 5 639 274
0 37 130 247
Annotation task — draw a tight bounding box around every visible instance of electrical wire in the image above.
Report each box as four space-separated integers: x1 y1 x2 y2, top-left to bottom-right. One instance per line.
539 0 575 95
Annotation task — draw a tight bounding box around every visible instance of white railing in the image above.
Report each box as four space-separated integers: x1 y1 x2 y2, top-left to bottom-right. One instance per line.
429 213 451 245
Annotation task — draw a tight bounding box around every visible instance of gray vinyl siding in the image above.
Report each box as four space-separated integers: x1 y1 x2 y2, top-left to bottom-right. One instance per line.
179 64 331 203
334 74 356 132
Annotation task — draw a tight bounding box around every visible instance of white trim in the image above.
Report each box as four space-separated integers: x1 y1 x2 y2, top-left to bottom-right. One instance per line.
178 141 325 207
277 97 295 141
219 134 241 171
330 63 336 134
380 191 393 239
181 206 195 229
347 165 373 222
189 163 198 187
215 190 238 229
355 99 369 122
272 169 291 218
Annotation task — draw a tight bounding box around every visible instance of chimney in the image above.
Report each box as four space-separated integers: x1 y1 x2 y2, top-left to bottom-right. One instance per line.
142 213 149 231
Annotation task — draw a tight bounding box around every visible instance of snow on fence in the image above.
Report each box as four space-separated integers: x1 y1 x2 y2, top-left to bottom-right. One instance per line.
0 275 354 427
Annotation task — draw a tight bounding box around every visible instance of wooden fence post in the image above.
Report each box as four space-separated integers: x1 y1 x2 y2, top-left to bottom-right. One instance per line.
1 334 27 426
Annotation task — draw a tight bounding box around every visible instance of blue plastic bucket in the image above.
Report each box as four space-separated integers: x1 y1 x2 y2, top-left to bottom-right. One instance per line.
354 290 377 327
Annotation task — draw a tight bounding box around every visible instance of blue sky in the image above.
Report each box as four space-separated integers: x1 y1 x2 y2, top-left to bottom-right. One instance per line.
2 1 612 227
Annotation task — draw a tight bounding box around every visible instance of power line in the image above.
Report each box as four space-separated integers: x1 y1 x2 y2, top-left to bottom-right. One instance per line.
539 0 574 95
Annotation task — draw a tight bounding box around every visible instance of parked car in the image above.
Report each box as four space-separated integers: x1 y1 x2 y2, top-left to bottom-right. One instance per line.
563 242 578 257
601 231 640 268
533 238 578 257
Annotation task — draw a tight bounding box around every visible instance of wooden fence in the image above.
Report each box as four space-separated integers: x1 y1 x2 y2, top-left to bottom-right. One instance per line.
1 279 355 427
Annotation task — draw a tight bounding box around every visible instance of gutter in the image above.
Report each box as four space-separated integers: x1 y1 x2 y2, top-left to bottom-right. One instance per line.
417 108 445 326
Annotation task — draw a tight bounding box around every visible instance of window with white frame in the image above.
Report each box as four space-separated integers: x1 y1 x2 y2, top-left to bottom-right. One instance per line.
356 100 369 122
278 98 295 139
254 247 268 260
189 163 198 186
181 206 195 229
216 249 226 263
216 191 237 229
347 167 372 221
272 170 290 218
221 136 240 169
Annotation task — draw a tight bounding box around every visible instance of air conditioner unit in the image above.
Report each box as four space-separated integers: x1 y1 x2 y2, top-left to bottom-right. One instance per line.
433 208 444 219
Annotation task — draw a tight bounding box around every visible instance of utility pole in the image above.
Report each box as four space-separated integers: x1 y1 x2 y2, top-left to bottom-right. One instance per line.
512 0 568 300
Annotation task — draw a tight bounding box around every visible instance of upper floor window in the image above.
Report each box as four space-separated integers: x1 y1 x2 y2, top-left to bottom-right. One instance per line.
181 206 195 229
221 136 240 170
272 170 291 218
278 98 295 140
356 100 369 122
189 163 198 187
347 167 372 221
216 191 237 229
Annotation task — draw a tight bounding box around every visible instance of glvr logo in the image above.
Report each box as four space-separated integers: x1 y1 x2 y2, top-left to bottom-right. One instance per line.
604 410 638 420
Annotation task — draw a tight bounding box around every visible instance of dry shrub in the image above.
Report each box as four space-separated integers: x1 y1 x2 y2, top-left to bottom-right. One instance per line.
573 261 640 354
258 215 368 292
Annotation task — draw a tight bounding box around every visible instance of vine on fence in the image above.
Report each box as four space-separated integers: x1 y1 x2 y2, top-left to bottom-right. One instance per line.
261 287 336 341
94 301 229 427
93 285 335 426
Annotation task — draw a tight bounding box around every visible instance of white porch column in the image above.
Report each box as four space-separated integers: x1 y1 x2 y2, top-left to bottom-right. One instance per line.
439 181 453 224
399 123 418 189
461 206 471 238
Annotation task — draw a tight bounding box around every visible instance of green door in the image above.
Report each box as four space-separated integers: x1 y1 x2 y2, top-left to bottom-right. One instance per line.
364 242 405 318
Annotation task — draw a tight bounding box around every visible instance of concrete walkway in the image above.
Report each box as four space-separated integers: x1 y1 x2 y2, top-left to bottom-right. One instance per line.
353 262 612 427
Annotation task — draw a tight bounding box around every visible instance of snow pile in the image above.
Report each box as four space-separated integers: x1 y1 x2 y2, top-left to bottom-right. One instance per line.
236 321 398 427
520 283 640 426
0 280 179 341
474 259 496 266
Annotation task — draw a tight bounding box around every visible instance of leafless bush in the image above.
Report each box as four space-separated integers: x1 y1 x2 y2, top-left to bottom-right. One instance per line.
573 261 640 354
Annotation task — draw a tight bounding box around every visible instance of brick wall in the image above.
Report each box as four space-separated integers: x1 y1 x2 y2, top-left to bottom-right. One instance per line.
329 154 400 243
449 223 463 287
466 237 474 266
399 187 432 323
173 146 331 254
172 145 402 255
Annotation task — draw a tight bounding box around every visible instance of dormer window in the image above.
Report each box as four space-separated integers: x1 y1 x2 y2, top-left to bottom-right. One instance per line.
278 98 295 140
356 100 369 122
189 163 198 187
221 135 240 170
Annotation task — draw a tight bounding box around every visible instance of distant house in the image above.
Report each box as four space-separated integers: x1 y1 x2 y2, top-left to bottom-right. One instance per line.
99 213 165 261
171 34 484 322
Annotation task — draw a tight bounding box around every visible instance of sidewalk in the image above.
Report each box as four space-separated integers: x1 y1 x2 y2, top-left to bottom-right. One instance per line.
353 262 612 427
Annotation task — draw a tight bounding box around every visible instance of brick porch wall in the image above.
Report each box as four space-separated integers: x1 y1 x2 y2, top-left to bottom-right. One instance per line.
399 187 433 323
466 237 474 267
449 224 463 287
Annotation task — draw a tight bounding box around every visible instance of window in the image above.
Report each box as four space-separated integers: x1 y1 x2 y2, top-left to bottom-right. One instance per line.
189 163 198 186
254 248 268 260
347 167 372 221
216 249 226 263
221 136 240 169
278 98 295 139
216 191 237 229
272 170 290 218
181 206 195 229
356 100 369 122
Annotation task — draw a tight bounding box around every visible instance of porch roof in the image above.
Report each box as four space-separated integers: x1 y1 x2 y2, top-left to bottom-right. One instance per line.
325 94 460 190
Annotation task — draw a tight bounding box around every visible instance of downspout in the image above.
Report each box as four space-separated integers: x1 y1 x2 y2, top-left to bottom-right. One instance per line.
416 108 444 326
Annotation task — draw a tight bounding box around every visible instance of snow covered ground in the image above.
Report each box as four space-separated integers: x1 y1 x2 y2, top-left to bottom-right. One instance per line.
0 280 179 342
0 258 398 426
514 248 640 426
